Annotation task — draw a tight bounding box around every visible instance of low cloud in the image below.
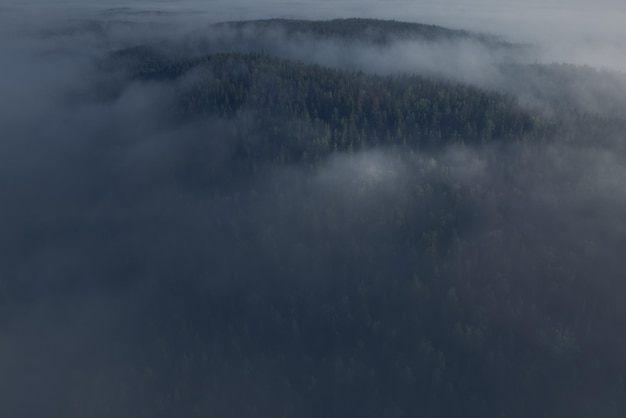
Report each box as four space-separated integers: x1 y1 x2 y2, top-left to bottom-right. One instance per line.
1 3 626 417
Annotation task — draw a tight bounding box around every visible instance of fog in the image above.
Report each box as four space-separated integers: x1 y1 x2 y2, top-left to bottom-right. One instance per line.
1 2 626 417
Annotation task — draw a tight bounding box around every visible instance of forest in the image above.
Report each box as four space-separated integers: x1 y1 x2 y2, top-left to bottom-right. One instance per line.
213 18 518 47
1 10 626 418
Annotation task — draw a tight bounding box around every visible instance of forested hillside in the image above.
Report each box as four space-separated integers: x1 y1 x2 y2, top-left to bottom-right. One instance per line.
2 14 626 418
108 48 546 161
215 18 517 48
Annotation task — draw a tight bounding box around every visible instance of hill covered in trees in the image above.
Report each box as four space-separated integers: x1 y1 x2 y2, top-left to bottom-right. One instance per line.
106 47 547 162
2 14 626 418
214 18 519 48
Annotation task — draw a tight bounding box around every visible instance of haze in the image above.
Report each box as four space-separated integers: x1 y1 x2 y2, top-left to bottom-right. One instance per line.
1 1 625 418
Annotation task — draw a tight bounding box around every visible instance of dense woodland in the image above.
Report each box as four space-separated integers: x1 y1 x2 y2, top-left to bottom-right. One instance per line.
214 18 518 48
108 47 548 161
2 17 626 418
